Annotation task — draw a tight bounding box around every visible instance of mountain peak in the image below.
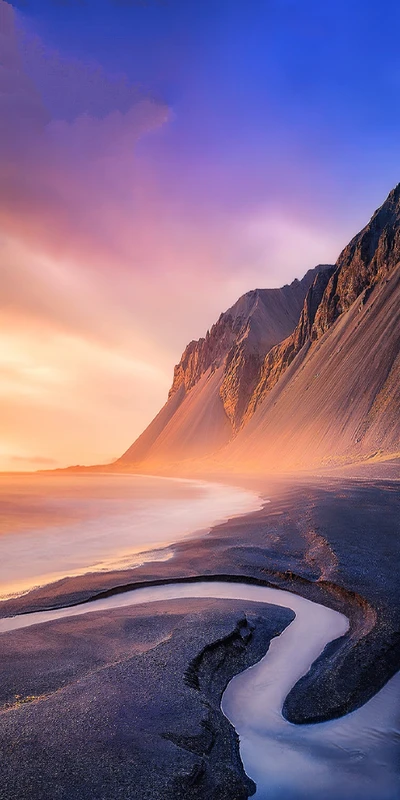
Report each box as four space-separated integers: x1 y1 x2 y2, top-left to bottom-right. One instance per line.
119 264 330 464
168 265 330 406
386 182 400 203
119 185 399 470
313 181 400 337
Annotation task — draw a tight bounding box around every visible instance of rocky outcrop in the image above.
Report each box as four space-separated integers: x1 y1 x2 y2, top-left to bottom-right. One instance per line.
243 267 335 421
169 317 239 399
313 183 400 337
119 267 328 463
119 183 400 470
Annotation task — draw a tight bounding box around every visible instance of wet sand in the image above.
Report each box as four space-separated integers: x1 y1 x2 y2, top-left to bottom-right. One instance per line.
2 475 398 719
0 472 399 798
0 598 292 800
0 581 359 799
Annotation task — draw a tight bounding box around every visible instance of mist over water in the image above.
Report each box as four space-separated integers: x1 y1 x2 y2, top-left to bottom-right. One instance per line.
0 473 261 599
0 477 399 800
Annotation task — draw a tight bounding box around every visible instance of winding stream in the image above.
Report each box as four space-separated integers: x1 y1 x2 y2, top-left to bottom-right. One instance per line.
1 581 399 799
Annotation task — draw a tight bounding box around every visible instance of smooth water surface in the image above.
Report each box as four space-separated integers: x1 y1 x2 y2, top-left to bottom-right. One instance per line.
1 580 399 799
0 473 261 598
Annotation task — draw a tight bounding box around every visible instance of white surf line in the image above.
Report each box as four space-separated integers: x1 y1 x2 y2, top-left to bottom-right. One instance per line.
0 478 264 602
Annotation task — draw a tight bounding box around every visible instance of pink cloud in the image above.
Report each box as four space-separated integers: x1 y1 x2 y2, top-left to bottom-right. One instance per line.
0 0 348 469
0 0 169 266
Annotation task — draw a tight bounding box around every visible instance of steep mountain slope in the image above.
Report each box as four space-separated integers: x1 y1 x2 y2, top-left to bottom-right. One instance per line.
314 183 400 336
224 261 400 469
221 184 400 468
119 184 400 472
242 266 335 421
119 267 328 464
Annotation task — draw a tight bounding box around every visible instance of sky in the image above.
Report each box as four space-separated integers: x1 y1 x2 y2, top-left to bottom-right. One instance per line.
1 0 400 470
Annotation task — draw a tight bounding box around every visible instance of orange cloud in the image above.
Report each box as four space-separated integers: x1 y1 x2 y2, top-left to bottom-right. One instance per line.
0 0 345 470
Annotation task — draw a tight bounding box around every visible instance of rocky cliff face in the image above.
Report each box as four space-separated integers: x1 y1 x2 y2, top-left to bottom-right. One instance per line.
225 261 400 469
313 183 400 337
119 267 329 465
119 184 400 469
169 267 331 431
168 317 238 399
117 265 330 464
241 185 400 428
244 267 335 422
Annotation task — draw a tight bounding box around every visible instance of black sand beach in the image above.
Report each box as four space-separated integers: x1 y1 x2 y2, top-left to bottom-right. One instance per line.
0 472 399 798
0 599 292 800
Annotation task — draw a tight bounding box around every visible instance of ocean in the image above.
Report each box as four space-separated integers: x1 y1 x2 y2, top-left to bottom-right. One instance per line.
0 472 261 600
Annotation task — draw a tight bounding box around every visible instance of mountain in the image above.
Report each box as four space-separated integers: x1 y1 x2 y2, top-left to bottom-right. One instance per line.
119 184 400 472
118 267 331 465
225 185 400 469
242 266 335 422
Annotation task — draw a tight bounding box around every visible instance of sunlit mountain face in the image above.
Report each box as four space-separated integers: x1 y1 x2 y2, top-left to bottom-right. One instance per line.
118 188 400 473
2 0 400 471
0 6 400 800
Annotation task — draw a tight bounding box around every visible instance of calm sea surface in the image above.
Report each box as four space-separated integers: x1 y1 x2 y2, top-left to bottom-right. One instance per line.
0 472 261 599
0 475 399 799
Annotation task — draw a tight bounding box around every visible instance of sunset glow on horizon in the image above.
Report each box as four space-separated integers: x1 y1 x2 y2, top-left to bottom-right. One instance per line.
2 0 400 470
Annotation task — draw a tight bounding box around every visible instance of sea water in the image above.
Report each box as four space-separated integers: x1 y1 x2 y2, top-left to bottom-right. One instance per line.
0 472 261 599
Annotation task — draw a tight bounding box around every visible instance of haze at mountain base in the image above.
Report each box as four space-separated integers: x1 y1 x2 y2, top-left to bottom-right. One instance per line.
118 186 400 473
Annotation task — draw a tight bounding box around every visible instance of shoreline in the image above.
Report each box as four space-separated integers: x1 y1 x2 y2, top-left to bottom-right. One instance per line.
0 580 352 799
0 471 399 798
0 473 263 602
1 473 399 725
0 596 293 800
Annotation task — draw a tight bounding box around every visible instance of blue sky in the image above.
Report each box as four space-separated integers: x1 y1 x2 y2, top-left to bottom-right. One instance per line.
13 0 400 231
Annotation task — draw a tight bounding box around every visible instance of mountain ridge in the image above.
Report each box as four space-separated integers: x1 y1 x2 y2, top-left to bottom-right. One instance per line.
119 185 400 471
119 266 330 464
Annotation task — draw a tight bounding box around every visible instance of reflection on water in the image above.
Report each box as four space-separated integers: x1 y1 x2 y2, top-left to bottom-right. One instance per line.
239 672 400 800
222 600 400 800
0 473 261 598
0 580 398 799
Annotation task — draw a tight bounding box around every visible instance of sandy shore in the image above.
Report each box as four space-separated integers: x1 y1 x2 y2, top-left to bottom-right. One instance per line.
0 598 292 800
0 471 399 798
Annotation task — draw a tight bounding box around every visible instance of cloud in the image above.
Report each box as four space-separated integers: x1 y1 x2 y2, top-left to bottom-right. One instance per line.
0 0 169 266
8 455 58 466
19 23 152 121
0 0 347 470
